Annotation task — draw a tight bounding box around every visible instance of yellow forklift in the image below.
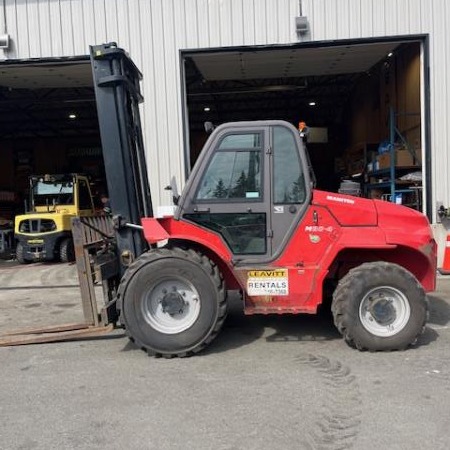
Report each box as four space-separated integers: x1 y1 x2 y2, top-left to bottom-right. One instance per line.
14 173 96 263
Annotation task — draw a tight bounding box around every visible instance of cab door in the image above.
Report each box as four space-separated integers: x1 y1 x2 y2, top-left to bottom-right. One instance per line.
269 124 310 258
180 125 271 260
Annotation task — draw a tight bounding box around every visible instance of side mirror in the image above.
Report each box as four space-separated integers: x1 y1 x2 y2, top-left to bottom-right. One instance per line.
164 176 180 205
204 121 215 134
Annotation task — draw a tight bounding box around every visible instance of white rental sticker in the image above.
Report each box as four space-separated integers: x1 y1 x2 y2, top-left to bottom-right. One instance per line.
247 269 289 296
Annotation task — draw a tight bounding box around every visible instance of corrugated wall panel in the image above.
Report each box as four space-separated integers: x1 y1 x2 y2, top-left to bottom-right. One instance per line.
265 0 279 44
360 0 374 38
408 0 422 34
128 0 143 67
445 0 450 212
324 0 338 41
27 1 41 57
254 0 268 44
396 0 410 35
16 1 30 58
49 0 63 56
219 0 233 46
230 0 244 46
384 0 398 35
116 0 131 53
139 0 161 204
151 0 171 203
372 0 386 37
161 0 181 204
348 0 362 38
104 0 119 45
1 0 450 218
82 0 96 53
242 0 256 45
93 0 108 45
185 0 199 48
335 0 351 40
309 0 325 41
208 0 222 47
60 0 75 55
196 0 211 48
71 0 86 55
432 0 449 209
282 0 294 42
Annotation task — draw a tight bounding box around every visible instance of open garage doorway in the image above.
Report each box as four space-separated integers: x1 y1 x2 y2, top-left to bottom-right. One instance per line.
181 36 430 216
0 58 106 230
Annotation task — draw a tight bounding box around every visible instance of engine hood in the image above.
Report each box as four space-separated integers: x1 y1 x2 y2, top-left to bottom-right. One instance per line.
374 198 432 240
312 190 377 226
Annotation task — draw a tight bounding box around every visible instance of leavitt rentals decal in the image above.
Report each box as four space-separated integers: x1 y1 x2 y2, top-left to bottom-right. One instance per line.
247 269 289 296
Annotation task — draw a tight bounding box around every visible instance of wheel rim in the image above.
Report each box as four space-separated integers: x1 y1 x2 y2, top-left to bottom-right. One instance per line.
359 286 411 337
140 277 201 334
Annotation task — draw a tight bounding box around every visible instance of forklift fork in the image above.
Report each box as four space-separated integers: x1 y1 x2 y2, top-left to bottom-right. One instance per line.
0 216 118 347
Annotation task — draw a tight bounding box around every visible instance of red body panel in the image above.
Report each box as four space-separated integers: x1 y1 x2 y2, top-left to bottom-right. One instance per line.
312 190 378 226
142 189 436 315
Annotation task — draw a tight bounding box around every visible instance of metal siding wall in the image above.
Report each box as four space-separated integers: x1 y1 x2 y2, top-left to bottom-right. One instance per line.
431 0 449 213
0 0 449 219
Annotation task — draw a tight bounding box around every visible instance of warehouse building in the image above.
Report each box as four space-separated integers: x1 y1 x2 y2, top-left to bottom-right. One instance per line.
0 0 449 257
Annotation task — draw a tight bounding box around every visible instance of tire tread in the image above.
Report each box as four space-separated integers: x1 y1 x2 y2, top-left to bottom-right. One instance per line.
331 261 427 351
117 247 227 358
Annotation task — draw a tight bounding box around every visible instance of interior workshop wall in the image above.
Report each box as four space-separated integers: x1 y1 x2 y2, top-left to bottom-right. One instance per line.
0 0 449 223
347 43 421 150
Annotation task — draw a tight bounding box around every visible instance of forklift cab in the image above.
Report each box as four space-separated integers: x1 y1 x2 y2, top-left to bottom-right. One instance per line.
176 121 312 261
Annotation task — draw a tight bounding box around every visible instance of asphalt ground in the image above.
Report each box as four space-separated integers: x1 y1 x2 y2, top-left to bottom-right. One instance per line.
0 260 449 450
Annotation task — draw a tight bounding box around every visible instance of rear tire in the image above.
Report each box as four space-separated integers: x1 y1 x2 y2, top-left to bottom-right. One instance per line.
331 262 427 351
60 238 75 263
15 242 31 264
118 247 227 357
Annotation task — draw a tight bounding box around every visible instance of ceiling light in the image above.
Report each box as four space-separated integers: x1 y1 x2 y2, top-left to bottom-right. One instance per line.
387 52 393 57
69 113 77 119
308 101 316 106
204 107 211 112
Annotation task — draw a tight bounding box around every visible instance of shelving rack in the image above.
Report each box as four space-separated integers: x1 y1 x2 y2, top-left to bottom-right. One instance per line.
364 107 422 210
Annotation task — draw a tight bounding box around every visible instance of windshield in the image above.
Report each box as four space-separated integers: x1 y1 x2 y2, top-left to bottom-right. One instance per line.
32 180 74 206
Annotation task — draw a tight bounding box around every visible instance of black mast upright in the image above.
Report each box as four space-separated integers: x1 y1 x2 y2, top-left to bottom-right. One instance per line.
90 43 153 267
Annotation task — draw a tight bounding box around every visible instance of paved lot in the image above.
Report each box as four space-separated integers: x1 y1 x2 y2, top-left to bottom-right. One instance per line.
0 261 450 450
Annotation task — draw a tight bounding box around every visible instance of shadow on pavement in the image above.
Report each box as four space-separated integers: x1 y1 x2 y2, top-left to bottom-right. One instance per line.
427 294 450 327
415 326 439 348
414 292 450 348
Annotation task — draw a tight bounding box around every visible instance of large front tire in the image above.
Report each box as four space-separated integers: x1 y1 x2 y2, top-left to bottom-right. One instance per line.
331 262 427 351
15 242 31 264
118 248 227 357
60 237 75 263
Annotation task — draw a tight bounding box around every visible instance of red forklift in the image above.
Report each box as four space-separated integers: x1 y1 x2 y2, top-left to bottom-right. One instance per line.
0 43 437 357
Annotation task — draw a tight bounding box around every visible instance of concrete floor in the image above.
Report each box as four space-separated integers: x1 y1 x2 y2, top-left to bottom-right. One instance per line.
0 260 450 450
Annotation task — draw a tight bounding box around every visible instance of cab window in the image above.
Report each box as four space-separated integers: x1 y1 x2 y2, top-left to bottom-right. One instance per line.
196 133 262 201
273 126 306 204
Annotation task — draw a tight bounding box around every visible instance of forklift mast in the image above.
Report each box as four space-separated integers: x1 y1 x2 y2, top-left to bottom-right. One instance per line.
90 43 152 266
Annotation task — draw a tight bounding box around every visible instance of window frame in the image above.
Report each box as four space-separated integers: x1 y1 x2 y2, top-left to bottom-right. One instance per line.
77 179 93 210
272 125 307 205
